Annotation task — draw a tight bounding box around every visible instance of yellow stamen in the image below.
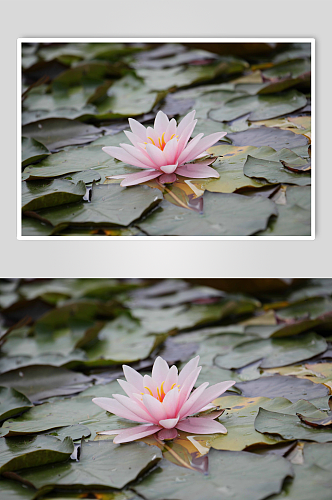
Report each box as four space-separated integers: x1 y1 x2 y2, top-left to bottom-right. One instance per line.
170 382 177 390
144 386 153 397
158 137 162 149
157 386 161 401
147 136 155 146
160 381 165 399
170 133 175 140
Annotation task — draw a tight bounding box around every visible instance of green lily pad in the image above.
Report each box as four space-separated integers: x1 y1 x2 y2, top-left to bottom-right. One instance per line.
244 155 311 186
257 186 311 236
83 315 163 365
0 478 36 500
255 407 332 443
19 440 162 492
270 464 332 500
22 179 86 212
0 435 74 473
227 126 308 151
1 395 110 436
0 351 88 375
0 365 92 402
133 449 292 500
209 90 307 122
302 442 332 470
22 119 102 150
235 375 330 402
138 192 277 236
22 217 53 236
23 144 114 180
215 332 327 369
0 387 33 420
22 137 50 167
213 396 326 451
35 184 163 228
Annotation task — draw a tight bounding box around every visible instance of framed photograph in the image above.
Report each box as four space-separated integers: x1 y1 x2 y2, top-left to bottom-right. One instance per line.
18 38 314 239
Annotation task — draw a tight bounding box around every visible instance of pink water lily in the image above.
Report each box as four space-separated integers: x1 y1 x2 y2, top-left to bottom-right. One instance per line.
92 356 235 443
102 110 226 187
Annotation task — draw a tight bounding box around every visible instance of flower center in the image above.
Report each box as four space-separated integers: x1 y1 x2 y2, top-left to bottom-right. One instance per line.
145 133 178 151
143 381 180 402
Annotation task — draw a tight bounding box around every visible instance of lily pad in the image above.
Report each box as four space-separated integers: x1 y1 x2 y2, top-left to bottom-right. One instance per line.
0 365 93 402
36 184 163 228
244 155 311 186
0 478 35 500
138 192 277 236
133 449 292 500
227 126 308 150
209 90 307 122
270 464 332 500
255 407 332 443
22 179 86 212
22 137 50 167
0 435 74 473
215 332 327 369
236 375 330 402
22 118 102 150
19 440 162 491
0 387 33 420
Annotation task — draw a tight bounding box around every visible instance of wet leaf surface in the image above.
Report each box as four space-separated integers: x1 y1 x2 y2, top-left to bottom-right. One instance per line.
22 179 86 212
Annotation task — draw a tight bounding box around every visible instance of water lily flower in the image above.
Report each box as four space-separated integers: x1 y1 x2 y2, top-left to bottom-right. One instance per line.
92 356 235 443
102 110 226 186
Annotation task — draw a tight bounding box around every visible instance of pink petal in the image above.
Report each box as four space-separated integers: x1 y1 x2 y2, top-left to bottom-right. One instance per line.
112 394 156 423
164 365 179 393
160 164 178 174
176 164 219 179
176 110 196 137
124 130 141 147
178 356 200 386
102 146 152 170
177 366 201 412
177 133 204 165
142 394 168 421
154 110 169 136
159 173 177 184
158 428 178 440
163 137 178 165
146 127 159 145
117 379 139 398
120 170 161 187
143 375 158 398
182 132 227 164
159 417 179 429
129 118 148 141
162 386 180 419
152 356 170 386
178 382 209 419
92 397 146 423
164 118 177 142
113 424 161 444
146 143 167 168
120 143 158 169
123 365 144 392
185 381 236 416
176 122 199 159
176 417 227 435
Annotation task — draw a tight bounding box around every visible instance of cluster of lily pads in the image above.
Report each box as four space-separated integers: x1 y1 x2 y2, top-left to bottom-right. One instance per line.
0 278 331 499
21 42 311 236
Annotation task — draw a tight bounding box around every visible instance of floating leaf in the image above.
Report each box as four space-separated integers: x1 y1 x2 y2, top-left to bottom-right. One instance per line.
36 184 163 228
138 192 277 236
215 332 327 369
0 387 33 420
244 155 311 186
22 179 86 212
0 435 74 473
133 450 292 500
209 90 307 122
22 137 50 167
19 440 162 491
